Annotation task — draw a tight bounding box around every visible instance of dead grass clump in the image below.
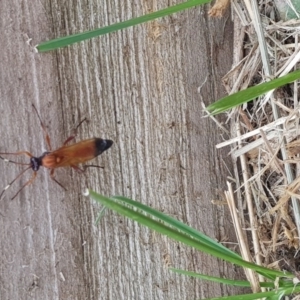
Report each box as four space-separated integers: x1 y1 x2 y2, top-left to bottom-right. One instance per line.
211 0 300 291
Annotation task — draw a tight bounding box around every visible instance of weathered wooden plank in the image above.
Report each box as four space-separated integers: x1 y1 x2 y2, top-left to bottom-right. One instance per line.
0 1 246 299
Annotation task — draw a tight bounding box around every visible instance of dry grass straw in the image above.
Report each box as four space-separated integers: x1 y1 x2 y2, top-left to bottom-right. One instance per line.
215 0 300 291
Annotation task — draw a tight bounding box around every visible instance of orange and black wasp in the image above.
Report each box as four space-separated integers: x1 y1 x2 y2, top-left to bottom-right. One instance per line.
0 104 113 200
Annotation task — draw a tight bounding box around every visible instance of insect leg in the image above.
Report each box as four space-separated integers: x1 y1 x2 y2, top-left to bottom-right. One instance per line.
49 169 67 191
71 164 104 173
71 165 85 173
82 165 104 171
63 118 87 146
0 166 32 200
32 104 52 151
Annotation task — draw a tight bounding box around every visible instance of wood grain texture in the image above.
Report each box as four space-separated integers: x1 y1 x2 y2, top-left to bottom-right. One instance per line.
0 1 246 299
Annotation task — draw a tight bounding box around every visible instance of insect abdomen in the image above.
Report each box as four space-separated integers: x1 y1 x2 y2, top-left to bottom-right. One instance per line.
41 138 113 168
94 138 113 157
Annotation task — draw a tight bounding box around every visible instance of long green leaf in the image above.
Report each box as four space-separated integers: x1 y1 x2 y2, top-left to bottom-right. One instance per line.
37 0 211 52
169 268 294 289
207 69 300 115
206 287 297 300
112 196 241 259
170 268 253 287
86 190 292 278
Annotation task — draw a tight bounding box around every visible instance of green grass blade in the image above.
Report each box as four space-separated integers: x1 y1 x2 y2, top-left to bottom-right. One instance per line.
86 190 292 278
207 69 300 115
37 0 211 52
170 268 253 287
112 196 240 259
170 268 282 288
205 287 296 300
94 206 107 225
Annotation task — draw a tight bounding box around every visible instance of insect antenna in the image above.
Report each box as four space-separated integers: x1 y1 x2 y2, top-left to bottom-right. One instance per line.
0 155 31 166
11 171 38 201
0 166 32 200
